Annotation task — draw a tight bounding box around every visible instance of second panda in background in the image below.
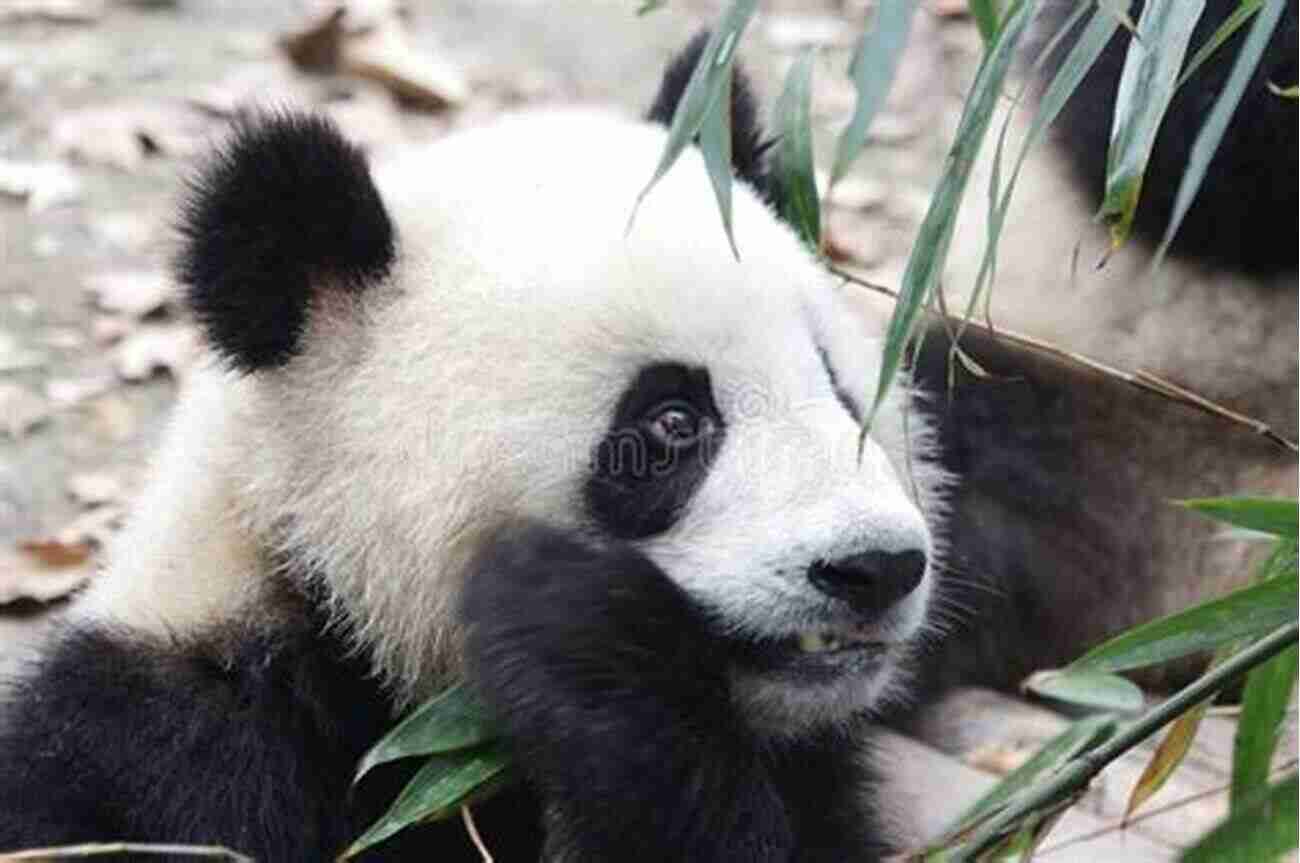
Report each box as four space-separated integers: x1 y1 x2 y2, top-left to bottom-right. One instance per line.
910 0 1298 699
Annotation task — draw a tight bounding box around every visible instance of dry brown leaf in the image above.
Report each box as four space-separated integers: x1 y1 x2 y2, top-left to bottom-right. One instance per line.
0 158 83 211
0 546 93 605
0 383 51 438
278 6 467 112
84 269 176 318
15 537 93 568
112 322 199 381
66 472 124 508
342 22 468 111
0 0 103 24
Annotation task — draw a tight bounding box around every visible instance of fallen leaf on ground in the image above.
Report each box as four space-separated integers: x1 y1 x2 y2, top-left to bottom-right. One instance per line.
113 322 199 381
66 472 125 508
45 372 116 407
0 546 93 605
0 159 83 211
54 505 124 549
0 0 103 24
279 6 467 111
84 269 176 318
0 331 46 372
50 103 204 170
0 384 51 438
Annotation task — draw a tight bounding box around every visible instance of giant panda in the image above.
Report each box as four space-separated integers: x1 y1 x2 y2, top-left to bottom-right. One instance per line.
0 36 948 862
908 0 1298 698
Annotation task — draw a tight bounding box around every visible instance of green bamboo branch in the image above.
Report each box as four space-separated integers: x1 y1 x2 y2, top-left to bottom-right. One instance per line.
954 621 1300 859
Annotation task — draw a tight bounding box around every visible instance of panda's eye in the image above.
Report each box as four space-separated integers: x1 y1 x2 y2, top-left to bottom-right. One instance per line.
645 402 711 447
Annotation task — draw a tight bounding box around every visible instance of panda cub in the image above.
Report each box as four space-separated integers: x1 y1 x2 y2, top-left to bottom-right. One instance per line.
0 38 946 862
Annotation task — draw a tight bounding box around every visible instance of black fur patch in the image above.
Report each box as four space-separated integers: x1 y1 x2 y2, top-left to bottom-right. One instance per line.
1040 0 1297 276
462 522 892 862
647 31 778 205
903 320 1295 704
0 585 543 861
177 113 395 372
584 361 725 539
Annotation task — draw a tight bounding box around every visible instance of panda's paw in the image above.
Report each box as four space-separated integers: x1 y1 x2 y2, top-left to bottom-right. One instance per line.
461 521 726 703
461 521 792 862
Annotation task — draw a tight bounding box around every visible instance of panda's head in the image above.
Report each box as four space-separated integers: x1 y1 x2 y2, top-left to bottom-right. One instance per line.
177 41 945 732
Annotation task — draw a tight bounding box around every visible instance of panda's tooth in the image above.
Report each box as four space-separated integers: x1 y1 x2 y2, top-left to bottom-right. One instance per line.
799 631 826 653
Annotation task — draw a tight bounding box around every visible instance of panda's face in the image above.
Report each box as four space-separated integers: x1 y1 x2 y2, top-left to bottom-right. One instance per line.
189 109 941 725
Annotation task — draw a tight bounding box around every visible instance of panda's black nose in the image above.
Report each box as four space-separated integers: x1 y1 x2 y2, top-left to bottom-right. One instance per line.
807 549 927 615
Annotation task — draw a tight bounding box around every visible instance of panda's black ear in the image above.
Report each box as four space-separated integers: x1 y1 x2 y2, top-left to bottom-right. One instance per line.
177 113 395 373
647 31 775 204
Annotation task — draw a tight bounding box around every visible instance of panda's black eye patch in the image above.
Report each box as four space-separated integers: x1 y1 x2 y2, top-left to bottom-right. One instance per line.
585 362 725 540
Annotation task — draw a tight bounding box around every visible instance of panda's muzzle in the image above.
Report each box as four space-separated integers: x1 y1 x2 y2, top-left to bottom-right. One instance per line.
806 549 927 616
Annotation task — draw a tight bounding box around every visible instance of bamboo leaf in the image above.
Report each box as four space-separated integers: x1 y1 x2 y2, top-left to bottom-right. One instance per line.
964 0 1117 335
1181 771 1298 863
1232 643 1299 810
942 714 1117 839
1154 0 1288 268
1176 0 1262 88
630 0 760 230
863 0 1034 433
353 684 499 785
1179 496 1298 539
342 744 513 859
1269 82 1299 98
1101 0 1206 253
967 0 1000 45
829 0 918 187
1071 576 1298 674
1125 700 1210 821
773 48 820 250
700 71 739 258
1023 669 1145 713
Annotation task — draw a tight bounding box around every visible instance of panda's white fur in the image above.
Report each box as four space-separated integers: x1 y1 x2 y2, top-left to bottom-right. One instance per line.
1 40 947 861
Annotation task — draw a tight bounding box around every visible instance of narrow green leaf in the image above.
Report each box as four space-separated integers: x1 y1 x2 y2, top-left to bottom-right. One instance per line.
1024 669 1145 713
636 0 667 15
1154 0 1287 269
1071 577 1298 674
1269 81 1299 98
1176 0 1262 88
773 48 820 250
942 714 1117 839
1101 0 1206 252
342 744 513 859
964 1 1117 337
1181 771 1298 863
829 0 918 187
1232 643 1298 810
1179 496 1298 539
630 0 760 227
700 71 738 258
1125 700 1210 821
967 0 1000 45
863 0 1034 433
353 684 499 785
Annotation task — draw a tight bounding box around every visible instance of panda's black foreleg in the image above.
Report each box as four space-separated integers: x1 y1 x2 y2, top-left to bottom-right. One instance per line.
462 522 794 862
